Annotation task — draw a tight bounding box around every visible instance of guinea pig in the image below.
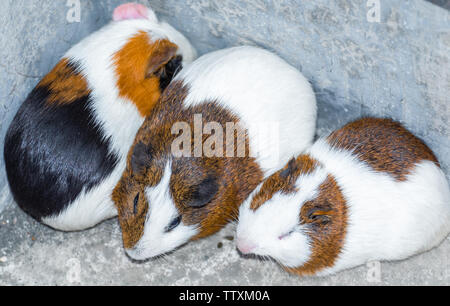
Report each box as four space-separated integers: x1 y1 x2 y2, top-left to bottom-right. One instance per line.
236 118 450 276
3 3 197 231
112 46 317 260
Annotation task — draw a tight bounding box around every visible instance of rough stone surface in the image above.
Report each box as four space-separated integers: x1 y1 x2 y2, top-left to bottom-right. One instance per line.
428 0 450 10
0 0 449 285
1 196 450 286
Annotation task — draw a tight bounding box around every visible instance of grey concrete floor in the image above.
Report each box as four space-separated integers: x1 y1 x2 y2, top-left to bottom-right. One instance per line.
1 197 450 286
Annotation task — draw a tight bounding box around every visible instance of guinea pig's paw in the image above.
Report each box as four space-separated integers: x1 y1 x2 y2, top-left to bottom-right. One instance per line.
113 3 158 22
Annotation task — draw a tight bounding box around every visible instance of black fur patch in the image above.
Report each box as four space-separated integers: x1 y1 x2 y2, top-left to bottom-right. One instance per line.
130 142 153 174
159 55 183 91
4 65 119 221
188 176 219 208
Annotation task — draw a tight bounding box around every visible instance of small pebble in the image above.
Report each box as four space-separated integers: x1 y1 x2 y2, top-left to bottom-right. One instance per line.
217 242 223 249
0 257 7 263
225 236 234 241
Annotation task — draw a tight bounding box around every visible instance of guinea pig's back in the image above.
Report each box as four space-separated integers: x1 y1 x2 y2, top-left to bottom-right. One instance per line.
176 46 317 173
310 118 450 269
4 59 120 228
327 118 439 181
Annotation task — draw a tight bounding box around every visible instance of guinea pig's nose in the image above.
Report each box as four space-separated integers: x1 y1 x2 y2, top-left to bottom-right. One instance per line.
125 247 147 262
236 238 257 255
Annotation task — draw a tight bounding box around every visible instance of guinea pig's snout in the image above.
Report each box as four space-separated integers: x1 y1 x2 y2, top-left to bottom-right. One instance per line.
125 246 147 262
236 237 257 255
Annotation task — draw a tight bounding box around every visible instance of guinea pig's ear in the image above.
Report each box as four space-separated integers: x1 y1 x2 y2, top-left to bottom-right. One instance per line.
131 142 153 174
113 3 158 23
280 158 298 179
146 42 179 79
188 176 219 208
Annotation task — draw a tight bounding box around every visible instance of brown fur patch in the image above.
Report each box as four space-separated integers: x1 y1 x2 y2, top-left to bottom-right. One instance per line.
286 175 348 276
327 118 439 181
113 31 179 117
250 155 319 211
247 155 347 276
113 81 264 248
113 167 163 249
38 58 90 105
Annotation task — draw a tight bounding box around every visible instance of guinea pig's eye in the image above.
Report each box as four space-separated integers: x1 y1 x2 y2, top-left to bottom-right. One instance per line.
166 216 182 233
152 66 167 79
159 67 167 78
278 230 295 240
306 208 332 224
133 193 140 215
166 55 183 76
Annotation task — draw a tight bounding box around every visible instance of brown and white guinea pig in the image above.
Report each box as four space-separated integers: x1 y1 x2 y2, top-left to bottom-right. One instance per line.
112 46 317 260
236 118 450 276
3 3 197 231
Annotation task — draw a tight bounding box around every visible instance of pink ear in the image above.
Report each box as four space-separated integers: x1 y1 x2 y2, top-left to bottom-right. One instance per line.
113 3 155 22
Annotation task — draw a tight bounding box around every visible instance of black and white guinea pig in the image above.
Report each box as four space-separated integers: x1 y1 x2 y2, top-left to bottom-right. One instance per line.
3 3 197 231
236 118 450 276
112 46 317 261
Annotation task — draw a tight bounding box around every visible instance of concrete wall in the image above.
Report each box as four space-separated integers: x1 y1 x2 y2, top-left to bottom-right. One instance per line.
0 0 449 213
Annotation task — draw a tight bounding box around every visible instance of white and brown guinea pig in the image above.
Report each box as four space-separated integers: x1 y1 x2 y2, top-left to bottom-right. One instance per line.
3 3 197 231
236 118 450 276
112 46 317 260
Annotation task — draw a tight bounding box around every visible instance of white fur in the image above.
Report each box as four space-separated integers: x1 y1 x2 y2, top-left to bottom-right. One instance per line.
142 6 158 23
136 46 317 258
42 164 125 231
310 140 450 275
237 167 328 267
176 46 317 175
237 138 450 275
43 14 197 231
126 162 199 260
